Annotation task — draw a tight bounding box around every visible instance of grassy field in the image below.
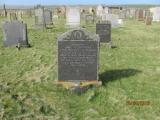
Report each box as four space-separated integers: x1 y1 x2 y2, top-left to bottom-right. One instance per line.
0 17 160 120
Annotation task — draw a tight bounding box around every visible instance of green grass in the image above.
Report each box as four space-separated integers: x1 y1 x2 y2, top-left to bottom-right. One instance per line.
0 17 160 120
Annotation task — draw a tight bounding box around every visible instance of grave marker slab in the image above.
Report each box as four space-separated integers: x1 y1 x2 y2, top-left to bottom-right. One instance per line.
146 16 152 25
85 14 95 24
58 29 99 81
35 6 46 28
96 23 111 43
9 13 17 21
66 7 80 28
44 10 53 25
3 20 29 47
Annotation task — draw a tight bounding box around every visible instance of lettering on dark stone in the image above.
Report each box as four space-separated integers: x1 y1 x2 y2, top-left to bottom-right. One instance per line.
96 23 111 43
58 41 98 81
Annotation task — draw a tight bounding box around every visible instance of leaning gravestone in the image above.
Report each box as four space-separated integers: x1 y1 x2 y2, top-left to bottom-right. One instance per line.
44 10 53 25
96 22 111 43
2 20 29 47
66 7 80 28
58 29 99 82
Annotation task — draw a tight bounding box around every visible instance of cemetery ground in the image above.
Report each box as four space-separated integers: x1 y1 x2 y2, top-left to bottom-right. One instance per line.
0 17 160 120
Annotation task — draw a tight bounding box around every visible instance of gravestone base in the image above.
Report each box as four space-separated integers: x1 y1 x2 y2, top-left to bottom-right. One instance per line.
34 24 46 29
55 80 102 90
3 40 30 47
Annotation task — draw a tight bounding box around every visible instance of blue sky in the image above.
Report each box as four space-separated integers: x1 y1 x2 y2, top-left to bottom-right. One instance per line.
0 0 160 5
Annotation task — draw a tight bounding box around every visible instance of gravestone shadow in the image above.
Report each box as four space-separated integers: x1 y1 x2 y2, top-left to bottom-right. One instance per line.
99 69 142 85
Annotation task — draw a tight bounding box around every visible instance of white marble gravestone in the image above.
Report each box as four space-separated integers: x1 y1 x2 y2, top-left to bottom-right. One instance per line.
150 7 160 22
103 14 123 28
96 5 104 18
66 7 80 28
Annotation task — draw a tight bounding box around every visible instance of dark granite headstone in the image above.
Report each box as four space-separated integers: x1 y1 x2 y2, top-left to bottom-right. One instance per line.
58 29 99 81
96 23 111 43
2 20 29 47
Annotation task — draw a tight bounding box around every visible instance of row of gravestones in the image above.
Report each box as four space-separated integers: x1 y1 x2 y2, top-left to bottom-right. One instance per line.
2 20 111 46
2 20 111 87
7 6 53 29
34 6 53 29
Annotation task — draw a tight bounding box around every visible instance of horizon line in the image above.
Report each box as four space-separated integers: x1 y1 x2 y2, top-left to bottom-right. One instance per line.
1 3 160 6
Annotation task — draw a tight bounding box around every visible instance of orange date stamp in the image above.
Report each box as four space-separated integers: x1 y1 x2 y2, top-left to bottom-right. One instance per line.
127 100 150 106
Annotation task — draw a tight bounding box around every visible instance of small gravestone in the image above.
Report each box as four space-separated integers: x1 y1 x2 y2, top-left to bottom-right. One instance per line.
9 13 17 21
58 29 99 82
44 10 53 25
2 20 29 47
96 22 111 43
146 16 152 25
85 14 95 25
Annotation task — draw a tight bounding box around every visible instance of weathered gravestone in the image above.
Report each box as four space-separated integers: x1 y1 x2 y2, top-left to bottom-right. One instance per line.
96 22 111 43
44 10 53 25
58 29 99 83
136 9 144 21
150 7 160 22
9 13 17 21
85 14 95 24
35 6 46 28
2 20 29 47
146 16 152 25
96 5 104 19
66 7 80 28
103 14 122 28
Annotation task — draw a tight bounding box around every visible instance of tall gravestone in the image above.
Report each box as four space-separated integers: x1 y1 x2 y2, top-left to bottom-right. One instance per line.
137 9 144 21
66 7 80 28
3 4 7 17
2 20 29 47
96 5 104 19
58 29 99 82
96 22 111 43
44 10 53 25
35 6 46 28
